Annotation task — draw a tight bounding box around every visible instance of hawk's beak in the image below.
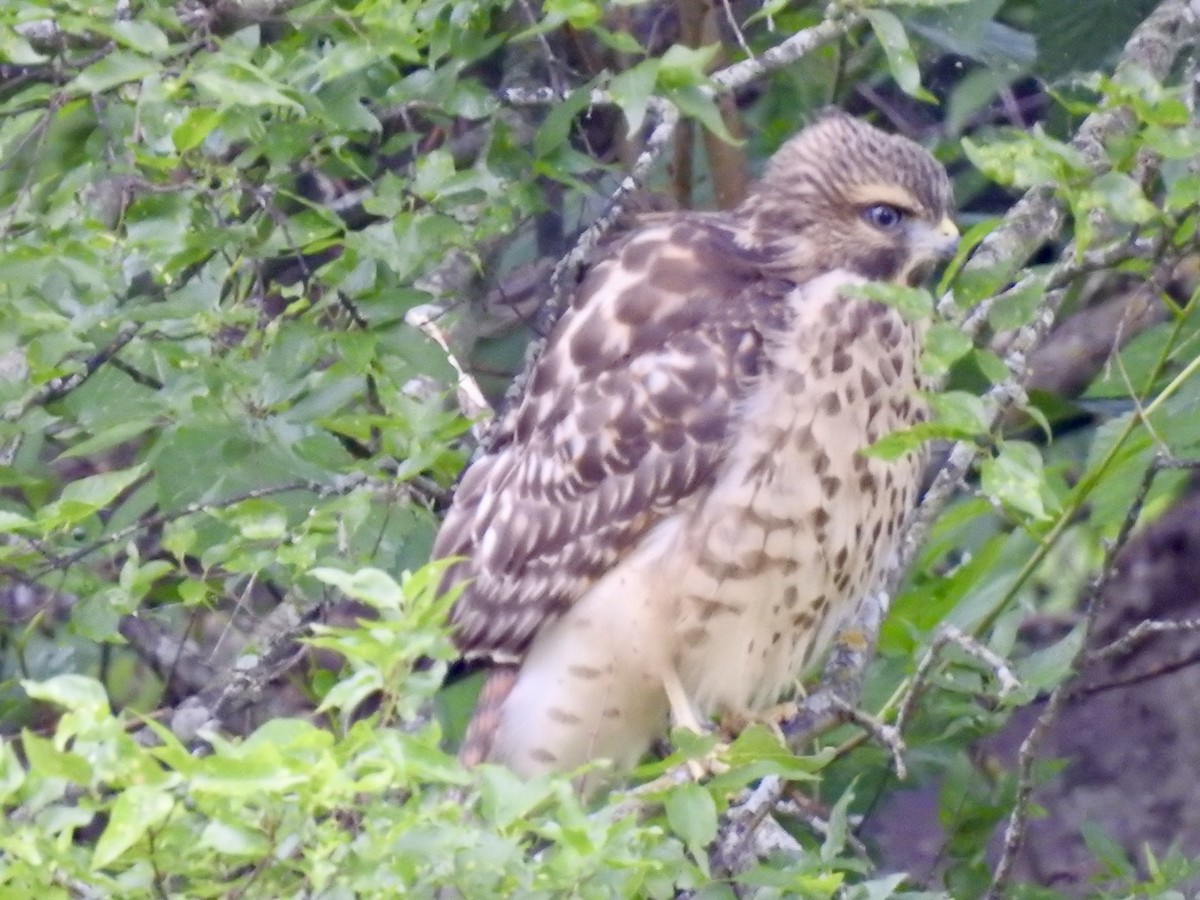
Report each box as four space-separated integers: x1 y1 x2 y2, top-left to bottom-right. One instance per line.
933 215 959 259
909 215 960 262
899 216 961 286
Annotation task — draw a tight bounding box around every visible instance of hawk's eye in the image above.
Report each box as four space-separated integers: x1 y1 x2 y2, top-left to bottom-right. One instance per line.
864 203 904 230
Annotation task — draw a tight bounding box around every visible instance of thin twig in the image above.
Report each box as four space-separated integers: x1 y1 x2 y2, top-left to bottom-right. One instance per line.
1089 615 1200 662
987 450 1179 897
718 0 753 59
33 474 399 576
831 696 907 779
710 13 860 93
406 304 493 437
497 14 861 109
893 625 1021 740
485 100 681 447
1075 647 1200 696
170 603 323 748
3 323 142 422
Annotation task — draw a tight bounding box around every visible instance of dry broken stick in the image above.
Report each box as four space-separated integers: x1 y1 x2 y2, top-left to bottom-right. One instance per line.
405 303 494 441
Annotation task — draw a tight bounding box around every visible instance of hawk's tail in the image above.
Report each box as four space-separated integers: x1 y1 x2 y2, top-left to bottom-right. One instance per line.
458 664 519 767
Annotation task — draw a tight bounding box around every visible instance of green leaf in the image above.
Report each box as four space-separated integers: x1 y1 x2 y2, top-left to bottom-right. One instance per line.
172 108 222 153
922 323 974 377
477 765 555 829
22 674 110 716
1030 0 1159 78
609 59 660 136
908 0 1035 72
1165 171 1200 213
21 730 93 784
656 44 720 88
1143 123 1200 159
929 390 990 435
591 24 645 56
38 464 146 528
315 667 383 715
73 589 128 641
706 725 829 792
311 566 405 611
864 9 935 102
0 31 49 64
60 418 159 459
1081 821 1136 878
225 499 289 541
533 82 596 159
192 61 305 112
313 81 383 134
0 509 34 533
542 0 602 29
190 752 309 797
1016 624 1084 692
651 44 739 144
0 741 26 804
109 20 170 57
118 555 175 604
962 131 1088 189
70 51 158 94
864 422 946 460
666 85 740 145
972 348 1011 385
848 873 910 900
199 819 272 857
980 440 1055 521
92 785 175 869
945 222 1012 306
843 281 934 321
665 782 718 870
1080 171 1159 225
820 782 855 863
986 276 1045 331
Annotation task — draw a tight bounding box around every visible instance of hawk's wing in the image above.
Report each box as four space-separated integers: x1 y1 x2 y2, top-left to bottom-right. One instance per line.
435 216 793 662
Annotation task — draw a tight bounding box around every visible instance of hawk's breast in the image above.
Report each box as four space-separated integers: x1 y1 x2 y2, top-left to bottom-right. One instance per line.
669 271 927 715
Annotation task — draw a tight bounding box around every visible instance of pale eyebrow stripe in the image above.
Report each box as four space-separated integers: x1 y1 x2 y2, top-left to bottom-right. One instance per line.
843 182 920 211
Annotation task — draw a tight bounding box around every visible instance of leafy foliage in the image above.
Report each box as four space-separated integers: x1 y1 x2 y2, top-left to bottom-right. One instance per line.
2 0 1199 896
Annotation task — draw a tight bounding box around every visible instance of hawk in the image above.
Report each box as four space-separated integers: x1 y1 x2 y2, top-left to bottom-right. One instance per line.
433 111 958 778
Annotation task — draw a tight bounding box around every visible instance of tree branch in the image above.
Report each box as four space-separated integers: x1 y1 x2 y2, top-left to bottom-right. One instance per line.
716 0 1200 876
2 323 142 423
987 451 1188 897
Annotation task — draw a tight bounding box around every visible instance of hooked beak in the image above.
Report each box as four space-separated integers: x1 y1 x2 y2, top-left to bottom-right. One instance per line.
900 215 960 286
926 215 960 260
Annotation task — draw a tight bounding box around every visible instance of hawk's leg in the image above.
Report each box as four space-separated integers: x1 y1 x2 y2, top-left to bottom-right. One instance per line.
662 667 728 779
663 666 707 736
459 665 520 768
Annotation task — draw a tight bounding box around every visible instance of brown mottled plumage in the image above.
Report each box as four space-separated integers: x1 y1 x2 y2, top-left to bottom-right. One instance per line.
434 112 958 777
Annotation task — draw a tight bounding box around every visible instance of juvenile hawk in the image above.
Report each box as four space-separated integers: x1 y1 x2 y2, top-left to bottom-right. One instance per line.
434 112 958 777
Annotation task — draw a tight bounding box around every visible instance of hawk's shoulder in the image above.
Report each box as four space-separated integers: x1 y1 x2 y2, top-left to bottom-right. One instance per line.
436 213 796 662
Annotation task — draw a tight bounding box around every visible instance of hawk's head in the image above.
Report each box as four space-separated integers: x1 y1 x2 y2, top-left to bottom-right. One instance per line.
742 111 957 286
